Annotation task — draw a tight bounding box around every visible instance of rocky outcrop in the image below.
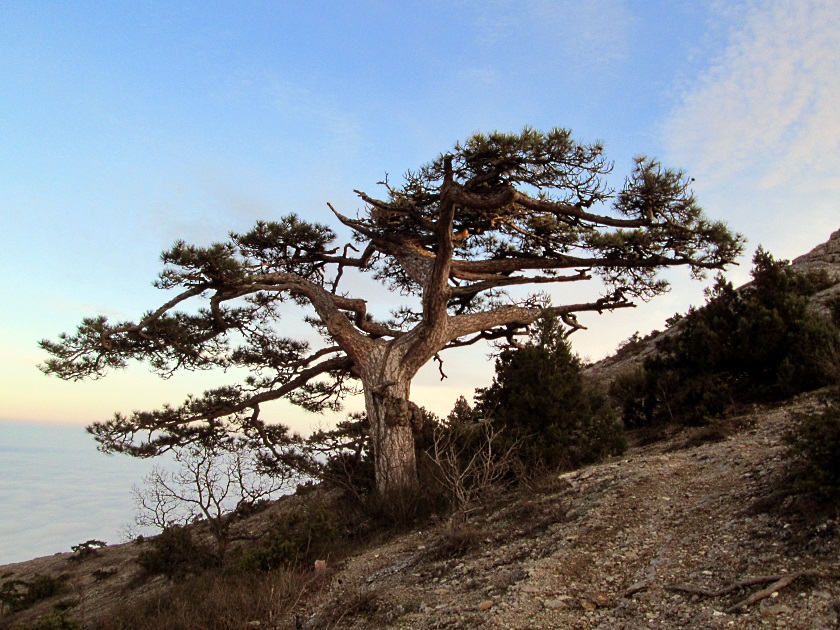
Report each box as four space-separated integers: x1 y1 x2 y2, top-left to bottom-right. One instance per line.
792 228 840 279
792 228 840 314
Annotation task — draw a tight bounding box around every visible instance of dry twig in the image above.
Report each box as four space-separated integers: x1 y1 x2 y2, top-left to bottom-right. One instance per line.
665 567 839 613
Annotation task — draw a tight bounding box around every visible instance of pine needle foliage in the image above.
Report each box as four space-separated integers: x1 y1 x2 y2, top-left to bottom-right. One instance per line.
476 313 626 471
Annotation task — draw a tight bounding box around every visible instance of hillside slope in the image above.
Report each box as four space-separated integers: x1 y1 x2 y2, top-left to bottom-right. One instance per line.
296 392 839 629
2 391 838 629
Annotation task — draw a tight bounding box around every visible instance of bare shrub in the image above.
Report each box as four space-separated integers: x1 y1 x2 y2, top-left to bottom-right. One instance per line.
423 418 519 517
133 440 292 564
427 522 484 560
95 568 315 630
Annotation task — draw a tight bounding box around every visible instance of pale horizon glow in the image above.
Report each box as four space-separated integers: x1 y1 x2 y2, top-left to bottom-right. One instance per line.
2 1 838 432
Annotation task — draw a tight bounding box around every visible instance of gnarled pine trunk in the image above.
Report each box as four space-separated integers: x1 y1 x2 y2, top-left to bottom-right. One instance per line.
357 334 429 498
363 378 422 497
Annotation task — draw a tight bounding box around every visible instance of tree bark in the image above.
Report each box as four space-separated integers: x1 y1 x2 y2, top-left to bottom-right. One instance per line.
361 351 423 497
364 380 421 497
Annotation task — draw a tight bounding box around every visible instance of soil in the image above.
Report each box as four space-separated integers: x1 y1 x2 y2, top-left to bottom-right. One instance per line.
299 392 840 629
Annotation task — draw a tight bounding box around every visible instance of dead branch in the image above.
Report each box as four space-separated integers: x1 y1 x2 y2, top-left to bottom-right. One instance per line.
664 567 839 613
726 574 799 613
433 353 447 381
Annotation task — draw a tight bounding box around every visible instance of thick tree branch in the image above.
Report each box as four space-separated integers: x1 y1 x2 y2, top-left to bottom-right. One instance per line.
446 298 634 344
510 191 648 228
449 270 591 295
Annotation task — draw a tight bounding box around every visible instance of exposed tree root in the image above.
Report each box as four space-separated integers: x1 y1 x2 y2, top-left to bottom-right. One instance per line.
665 567 839 613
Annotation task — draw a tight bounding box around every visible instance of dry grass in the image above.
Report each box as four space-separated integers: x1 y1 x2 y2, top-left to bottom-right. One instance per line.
95 568 320 630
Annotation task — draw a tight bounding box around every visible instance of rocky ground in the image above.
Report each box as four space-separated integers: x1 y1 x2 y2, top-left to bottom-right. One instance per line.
2 392 839 629
299 392 839 629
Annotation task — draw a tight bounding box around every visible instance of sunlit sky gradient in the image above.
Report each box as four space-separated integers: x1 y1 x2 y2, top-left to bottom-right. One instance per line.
1 1 838 431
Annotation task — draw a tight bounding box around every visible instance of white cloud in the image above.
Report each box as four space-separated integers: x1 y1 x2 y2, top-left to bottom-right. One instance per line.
662 0 840 263
665 0 840 190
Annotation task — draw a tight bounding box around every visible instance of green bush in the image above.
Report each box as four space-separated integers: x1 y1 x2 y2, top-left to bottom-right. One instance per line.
475 313 626 471
238 500 339 572
614 249 839 427
784 398 840 507
137 526 216 580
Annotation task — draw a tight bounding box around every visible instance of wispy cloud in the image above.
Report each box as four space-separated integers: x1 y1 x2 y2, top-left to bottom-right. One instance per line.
662 0 840 260
665 0 840 190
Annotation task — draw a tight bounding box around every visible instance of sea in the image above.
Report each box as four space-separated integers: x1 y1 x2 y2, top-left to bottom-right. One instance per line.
0 421 164 566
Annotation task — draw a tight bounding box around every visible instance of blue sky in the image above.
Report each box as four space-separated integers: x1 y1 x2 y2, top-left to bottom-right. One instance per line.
1 0 838 429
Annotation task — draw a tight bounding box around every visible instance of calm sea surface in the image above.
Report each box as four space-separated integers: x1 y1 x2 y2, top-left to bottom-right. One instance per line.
0 421 162 565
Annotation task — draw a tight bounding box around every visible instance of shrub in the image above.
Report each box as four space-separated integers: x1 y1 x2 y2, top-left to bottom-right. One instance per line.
69 539 106 562
13 610 79 630
91 568 119 582
475 313 626 472
0 573 67 613
136 526 216 580
427 522 483 560
95 569 310 630
784 398 840 508
423 407 519 515
615 249 840 427
238 500 339 572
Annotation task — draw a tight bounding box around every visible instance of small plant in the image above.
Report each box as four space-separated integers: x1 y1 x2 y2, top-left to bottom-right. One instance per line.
136 526 215 580
91 568 119 582
319 587 383 627
238 500 340 572
69 539 106 561
12 609 79 630
784 398 840 511
427 522 483 560
0 573 67 613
